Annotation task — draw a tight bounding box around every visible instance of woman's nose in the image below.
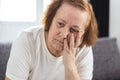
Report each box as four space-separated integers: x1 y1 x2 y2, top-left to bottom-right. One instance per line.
59 28 69 38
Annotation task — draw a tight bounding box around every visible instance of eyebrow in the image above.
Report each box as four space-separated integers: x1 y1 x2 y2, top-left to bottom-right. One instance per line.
57 18 66 23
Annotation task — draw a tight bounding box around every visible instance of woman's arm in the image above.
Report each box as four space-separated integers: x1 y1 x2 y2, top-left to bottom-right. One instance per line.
62 32 93 80
64 63 81 80
62 33 82 80
5 32 31 80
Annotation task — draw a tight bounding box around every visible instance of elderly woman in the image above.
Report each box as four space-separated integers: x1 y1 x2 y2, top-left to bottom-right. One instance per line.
5 0 98 80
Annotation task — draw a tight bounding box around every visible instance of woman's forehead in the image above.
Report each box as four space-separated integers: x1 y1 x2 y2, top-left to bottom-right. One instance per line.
54 3 89 28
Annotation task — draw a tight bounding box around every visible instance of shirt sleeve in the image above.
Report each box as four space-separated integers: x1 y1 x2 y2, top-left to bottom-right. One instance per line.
6 32 32 80
76 46 93 80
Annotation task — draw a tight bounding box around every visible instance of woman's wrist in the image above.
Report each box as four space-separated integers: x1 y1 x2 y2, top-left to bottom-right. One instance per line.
64 63 80 80
64 62 76 70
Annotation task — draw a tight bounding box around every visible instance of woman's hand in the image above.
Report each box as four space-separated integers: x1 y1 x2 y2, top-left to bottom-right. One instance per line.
62 32 82 80
62 32 82 67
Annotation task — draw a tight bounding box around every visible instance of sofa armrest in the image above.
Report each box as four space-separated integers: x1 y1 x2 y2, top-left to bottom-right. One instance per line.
0 42 12 80
92 37 120 80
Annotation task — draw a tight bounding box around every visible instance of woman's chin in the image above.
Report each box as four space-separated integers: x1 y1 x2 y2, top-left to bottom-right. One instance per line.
54 45 64 52
56 46 63 51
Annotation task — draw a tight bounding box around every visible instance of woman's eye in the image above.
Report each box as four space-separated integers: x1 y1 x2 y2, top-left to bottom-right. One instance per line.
70 28 78 33
57 22 64 27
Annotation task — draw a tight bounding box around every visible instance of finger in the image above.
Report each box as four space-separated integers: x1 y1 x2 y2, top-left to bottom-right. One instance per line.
64 38 68 50
75 32 82 47
69 34 75 49
67 34 70 46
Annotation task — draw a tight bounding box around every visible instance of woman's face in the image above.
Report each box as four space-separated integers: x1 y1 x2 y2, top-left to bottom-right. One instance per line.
45 3 89 57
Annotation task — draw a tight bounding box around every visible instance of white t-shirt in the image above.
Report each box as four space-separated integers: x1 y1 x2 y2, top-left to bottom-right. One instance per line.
6 26 93 80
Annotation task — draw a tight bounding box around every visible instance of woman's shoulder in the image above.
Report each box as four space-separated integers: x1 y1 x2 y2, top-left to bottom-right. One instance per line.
12 25 45 49
16 25 44 40
23 25 44 35
78 45 92 54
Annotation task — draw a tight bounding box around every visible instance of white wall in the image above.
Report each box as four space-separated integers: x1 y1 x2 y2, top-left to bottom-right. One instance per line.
0 22 38 42
109 0 120 51
0 0 43 42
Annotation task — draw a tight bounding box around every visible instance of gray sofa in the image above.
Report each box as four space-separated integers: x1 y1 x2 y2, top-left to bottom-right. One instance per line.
92 38 120 80
0 37 120 80
0 43 11 80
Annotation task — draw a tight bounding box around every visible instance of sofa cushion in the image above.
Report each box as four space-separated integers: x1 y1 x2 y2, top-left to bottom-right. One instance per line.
0 42 12 80
92 37 120 80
